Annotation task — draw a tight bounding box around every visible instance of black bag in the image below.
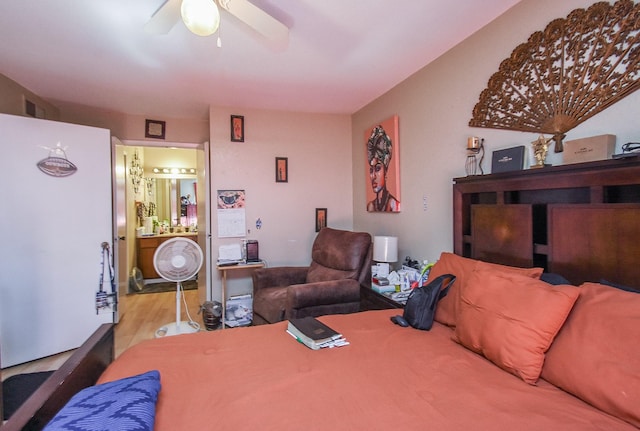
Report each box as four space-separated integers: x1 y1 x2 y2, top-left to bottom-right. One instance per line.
402 274 456 330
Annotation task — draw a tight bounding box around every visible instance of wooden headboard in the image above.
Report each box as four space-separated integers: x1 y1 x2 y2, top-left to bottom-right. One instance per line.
453 157 640 290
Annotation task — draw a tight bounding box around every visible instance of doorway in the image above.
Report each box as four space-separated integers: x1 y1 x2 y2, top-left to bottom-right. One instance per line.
113 139 210 322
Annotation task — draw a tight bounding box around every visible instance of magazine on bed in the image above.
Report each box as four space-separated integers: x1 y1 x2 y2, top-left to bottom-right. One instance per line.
287 316 348 349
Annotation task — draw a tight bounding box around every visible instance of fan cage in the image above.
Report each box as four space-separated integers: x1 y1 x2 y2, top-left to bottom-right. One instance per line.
153 238 203 282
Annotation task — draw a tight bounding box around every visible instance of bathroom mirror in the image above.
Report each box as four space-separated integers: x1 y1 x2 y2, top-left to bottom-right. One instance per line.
152 177 197 228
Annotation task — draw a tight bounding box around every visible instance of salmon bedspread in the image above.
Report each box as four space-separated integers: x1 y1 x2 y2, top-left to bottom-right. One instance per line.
98 309 635 431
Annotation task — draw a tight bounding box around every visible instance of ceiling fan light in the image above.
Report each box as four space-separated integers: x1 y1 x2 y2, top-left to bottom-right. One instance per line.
181 0 221 37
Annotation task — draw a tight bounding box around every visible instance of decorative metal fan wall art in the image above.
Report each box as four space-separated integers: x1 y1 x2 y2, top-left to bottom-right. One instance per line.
469 0 640 152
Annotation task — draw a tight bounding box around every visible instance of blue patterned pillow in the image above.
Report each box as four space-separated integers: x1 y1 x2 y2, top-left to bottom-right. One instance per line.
599 279 639 293
44 370 161 431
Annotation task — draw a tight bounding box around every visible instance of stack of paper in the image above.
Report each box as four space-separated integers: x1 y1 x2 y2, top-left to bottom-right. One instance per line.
218 243 243 265
286 316 349 350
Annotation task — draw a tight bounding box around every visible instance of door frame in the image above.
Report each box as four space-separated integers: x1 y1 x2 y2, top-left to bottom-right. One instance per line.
111 137 126 322
112 139 212 313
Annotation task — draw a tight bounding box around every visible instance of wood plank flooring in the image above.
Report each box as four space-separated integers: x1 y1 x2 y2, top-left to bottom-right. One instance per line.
2 289 201 380
115 289 201 356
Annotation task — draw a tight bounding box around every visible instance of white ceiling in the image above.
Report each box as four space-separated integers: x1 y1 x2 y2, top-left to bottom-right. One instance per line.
0 1 522 119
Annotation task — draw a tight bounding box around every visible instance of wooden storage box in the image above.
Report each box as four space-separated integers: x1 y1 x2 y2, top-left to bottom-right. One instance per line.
491 146 526 173
563 134 615 164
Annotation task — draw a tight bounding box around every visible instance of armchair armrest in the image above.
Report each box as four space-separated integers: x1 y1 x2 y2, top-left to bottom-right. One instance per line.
286 279 361 310
252 266 308 291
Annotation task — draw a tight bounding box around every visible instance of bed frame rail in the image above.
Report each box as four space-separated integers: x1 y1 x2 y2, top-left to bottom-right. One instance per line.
1 324 115 431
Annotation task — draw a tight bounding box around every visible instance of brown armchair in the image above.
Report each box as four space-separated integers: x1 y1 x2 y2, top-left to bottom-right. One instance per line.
252 228 372 324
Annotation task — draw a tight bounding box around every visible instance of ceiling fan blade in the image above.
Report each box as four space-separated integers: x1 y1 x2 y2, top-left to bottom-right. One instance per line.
144 0 182 34
219 0 288 43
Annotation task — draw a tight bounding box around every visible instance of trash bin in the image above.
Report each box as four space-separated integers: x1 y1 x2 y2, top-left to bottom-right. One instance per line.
199 301 222 330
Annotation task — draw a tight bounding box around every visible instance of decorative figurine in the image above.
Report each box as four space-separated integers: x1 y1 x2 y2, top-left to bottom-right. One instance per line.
531 135 552 168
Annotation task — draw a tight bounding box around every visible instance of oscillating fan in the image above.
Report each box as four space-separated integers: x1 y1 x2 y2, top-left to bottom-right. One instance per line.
153 237 203 337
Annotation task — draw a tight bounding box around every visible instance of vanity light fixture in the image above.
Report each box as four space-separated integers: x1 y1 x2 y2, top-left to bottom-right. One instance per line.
152 167 197 175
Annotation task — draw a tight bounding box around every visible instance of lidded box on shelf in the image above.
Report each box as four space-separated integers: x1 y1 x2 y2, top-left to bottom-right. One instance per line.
563 134 615 164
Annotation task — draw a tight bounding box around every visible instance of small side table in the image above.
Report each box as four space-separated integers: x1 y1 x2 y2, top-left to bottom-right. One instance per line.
360 285 404 310
217 261 265 329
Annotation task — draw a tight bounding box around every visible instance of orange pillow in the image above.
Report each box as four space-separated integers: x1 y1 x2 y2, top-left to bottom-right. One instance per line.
454 269 579 384
541 282 640 428
430 252 543 327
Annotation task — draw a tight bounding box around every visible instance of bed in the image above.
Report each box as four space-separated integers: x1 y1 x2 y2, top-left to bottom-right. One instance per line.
99 285 639 431
4 159 640 430
5 258 639 430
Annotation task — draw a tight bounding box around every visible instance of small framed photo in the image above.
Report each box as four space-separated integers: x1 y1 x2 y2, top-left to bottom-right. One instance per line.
145 119 166 140
275 157 288 183
231 115 244 142
315 208 327 232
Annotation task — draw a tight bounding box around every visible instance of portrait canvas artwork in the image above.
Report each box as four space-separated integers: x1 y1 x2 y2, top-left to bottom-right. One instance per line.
365 115 401 212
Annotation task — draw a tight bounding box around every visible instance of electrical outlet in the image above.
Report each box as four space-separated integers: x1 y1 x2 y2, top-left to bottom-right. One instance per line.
422 195 428 211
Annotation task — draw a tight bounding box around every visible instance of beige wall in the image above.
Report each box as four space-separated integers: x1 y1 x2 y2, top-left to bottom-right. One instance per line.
352 0 640 265
0 78 352 301
0 77 208 143
0 74 60 120
4 0 637 294
208 106 353 298
55 100 209 144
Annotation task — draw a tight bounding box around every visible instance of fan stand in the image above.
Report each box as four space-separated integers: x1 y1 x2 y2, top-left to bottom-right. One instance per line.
155 281 199 338
153 237 203 337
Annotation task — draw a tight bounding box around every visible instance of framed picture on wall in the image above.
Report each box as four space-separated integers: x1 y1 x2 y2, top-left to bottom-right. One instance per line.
365 115 401 212
231 115 244 142
145 119 166 140
315 208 327 232
275 157 288 183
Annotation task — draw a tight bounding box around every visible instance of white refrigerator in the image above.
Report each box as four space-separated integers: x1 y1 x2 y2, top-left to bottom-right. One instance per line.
0 114 115 368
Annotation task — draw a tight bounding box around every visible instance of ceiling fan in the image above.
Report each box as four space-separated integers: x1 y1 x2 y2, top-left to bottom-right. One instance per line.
145 0 288 44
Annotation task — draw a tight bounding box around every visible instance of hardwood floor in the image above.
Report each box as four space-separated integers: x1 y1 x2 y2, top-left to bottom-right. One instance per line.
1 289 201 380
115 289 201 356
